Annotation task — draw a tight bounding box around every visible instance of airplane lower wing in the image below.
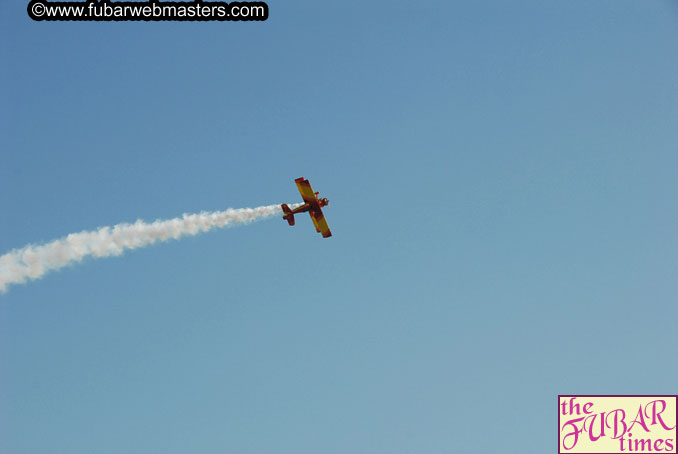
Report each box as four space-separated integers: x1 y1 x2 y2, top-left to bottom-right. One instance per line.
311 212 332 238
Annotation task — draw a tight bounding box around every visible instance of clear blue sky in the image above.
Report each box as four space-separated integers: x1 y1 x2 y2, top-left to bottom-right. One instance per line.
1 1 677 452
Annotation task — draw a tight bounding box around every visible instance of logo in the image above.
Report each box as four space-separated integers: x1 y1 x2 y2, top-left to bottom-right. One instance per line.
559 396 677 453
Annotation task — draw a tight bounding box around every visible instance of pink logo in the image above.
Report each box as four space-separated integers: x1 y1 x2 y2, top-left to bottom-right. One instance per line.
559 395 677 453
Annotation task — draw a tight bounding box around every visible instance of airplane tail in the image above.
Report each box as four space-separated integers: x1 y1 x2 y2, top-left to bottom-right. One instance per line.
281 204 295 226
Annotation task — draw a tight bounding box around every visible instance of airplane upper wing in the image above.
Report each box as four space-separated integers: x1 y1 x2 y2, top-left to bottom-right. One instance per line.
310 211 332 238
295 178 318 203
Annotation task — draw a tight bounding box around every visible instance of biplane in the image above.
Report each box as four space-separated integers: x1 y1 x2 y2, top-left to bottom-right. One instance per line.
281 178 332 238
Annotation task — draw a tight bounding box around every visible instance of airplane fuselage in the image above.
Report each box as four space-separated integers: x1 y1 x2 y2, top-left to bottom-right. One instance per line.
289 202 321 216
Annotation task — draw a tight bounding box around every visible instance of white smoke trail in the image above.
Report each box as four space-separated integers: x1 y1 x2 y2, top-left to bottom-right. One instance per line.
0 204 292 293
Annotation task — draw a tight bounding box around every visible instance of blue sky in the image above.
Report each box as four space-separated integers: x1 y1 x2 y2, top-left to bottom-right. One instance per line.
1 1 677 452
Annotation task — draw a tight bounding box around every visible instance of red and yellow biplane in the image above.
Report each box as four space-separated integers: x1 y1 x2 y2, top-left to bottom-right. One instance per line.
281 178 332 238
